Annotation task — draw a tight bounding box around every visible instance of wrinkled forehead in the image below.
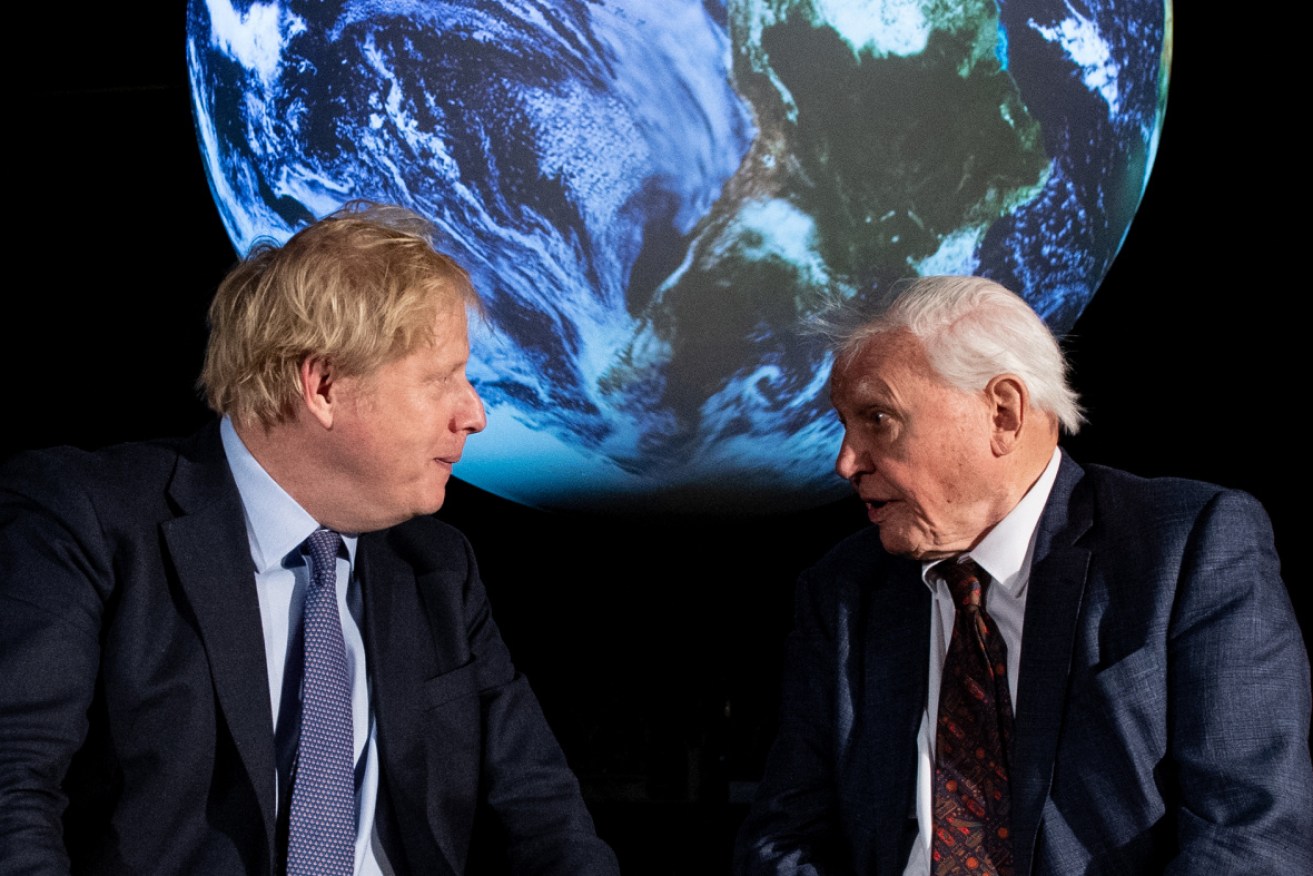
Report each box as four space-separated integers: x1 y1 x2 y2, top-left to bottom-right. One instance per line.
829 329 928 402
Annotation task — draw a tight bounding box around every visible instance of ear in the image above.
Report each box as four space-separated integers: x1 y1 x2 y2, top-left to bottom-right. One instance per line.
985 374 1028 456
299 355 337 429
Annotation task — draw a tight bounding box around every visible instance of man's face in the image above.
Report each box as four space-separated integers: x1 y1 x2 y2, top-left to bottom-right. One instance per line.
830 330 1010 560
325 299 485 531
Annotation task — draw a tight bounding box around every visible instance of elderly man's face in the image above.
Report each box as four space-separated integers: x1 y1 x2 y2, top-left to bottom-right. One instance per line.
831 330 1010 560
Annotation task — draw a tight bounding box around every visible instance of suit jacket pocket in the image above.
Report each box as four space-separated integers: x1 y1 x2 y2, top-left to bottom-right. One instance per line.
421 661 479 709
1090 648 1163 700
1084 649 1168 774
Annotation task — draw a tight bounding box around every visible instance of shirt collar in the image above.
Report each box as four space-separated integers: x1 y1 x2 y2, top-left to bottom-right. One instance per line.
923 446 1062 594
220 417 359 573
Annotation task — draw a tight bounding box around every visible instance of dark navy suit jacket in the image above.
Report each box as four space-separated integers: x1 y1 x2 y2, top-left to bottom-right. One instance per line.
736 453 1313 874
0 424 619 875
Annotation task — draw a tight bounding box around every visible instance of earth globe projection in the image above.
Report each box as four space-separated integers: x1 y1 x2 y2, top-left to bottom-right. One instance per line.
187 0 1172 514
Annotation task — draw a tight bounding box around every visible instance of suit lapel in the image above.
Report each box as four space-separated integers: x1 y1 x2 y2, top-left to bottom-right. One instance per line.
358 533 462 876
160 425 278 861
1011 452 1092 876
853 556 929 869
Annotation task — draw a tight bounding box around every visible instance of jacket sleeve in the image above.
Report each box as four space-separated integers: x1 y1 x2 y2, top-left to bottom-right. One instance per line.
0 453 111 875
391 524 621 876
1163 489 1313 873
465 541 620 875
733 565 848 875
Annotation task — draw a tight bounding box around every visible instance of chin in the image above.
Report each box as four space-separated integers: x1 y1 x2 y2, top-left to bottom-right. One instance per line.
423 485 450 515
408 474 451 517
877 529 914 558
877 526 934 561
417 493 447 516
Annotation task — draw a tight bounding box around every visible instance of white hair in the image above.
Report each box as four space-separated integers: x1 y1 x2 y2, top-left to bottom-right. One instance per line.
833 276 1085 434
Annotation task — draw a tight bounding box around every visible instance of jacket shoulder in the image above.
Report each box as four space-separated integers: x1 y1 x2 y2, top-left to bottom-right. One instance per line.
1 436 198 521
810 526 890 576
799 524 918 608
1077 462 1270 532
373 513 479 576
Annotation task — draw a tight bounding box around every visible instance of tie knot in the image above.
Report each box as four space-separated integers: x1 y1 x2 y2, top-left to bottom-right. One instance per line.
941 557 988 609
305 529 343 590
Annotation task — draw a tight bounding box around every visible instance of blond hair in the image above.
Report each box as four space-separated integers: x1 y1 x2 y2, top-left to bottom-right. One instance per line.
199 202 478 428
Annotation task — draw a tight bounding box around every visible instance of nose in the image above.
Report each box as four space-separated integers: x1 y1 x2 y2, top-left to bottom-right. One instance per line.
458 379 487 435
834 432 865 484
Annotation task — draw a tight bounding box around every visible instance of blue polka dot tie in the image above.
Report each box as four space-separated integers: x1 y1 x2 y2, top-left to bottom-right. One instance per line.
286 529 356 876
933 558 1014 876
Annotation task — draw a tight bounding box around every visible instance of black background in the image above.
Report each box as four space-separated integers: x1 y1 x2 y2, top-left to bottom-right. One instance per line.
12 7 1302 874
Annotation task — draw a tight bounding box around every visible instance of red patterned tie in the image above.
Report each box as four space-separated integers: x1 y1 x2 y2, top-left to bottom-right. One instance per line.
933 558 1014 876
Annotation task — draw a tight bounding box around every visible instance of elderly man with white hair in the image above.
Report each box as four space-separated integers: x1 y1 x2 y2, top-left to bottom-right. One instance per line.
736 276 1312 876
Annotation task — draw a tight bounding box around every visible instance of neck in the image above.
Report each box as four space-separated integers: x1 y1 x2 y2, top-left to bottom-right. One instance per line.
233 416 338 528
1013 440 1058 500
970 433 1059 554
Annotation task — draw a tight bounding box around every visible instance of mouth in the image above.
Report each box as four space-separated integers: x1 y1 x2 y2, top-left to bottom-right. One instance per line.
862 498 894 523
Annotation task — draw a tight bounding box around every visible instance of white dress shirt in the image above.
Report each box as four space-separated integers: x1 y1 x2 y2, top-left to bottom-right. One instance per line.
221 418 390 876
901 448 1062 876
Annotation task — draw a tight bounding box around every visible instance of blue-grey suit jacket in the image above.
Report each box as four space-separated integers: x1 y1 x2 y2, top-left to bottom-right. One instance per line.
0 423 619 875
736 453 1313 874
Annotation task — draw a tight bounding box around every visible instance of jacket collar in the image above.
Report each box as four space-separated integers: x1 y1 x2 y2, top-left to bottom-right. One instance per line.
358 528 466 876
1010 449 1093 876
161 422 279 868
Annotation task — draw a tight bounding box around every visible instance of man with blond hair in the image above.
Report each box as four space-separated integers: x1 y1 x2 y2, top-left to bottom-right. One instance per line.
736 276 1312 875
0 203 619 874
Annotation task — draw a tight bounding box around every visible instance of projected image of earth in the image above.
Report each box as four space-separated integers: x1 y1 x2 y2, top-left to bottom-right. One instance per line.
187 0 1171 512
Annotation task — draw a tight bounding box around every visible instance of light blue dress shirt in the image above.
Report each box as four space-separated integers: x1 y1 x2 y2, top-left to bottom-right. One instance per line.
220 417 389 875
